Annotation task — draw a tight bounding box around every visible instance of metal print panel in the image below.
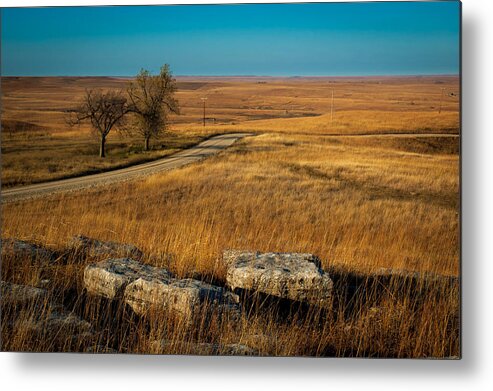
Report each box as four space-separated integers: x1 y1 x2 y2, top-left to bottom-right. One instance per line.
0 1 461 358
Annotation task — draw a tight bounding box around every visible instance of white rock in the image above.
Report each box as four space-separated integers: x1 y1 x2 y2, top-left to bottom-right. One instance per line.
124 277 240 321
84 258 240 323
83 258 172 300
223 250 333 307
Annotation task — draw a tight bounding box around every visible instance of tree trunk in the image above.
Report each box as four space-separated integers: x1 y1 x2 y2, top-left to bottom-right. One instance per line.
100 136 106 158
144 136 150 151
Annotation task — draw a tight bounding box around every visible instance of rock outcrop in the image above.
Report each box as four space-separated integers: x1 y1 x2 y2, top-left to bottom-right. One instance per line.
0 281 47 308
223 250 333 307
0 238 55 262
83 258 240 322
69 235 143 259
125 277 240 321
83 258 172 300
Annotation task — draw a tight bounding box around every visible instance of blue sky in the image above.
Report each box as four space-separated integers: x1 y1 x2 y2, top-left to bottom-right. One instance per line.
1 2 460 76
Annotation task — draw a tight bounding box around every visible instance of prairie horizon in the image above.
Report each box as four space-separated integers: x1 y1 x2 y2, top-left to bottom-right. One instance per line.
3 74 460 77
1 75 459 187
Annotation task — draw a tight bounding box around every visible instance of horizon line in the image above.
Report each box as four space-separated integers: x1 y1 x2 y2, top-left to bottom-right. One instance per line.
3 73 460 78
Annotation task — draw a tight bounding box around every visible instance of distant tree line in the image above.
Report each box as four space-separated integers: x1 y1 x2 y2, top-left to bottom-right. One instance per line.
68 64 179 158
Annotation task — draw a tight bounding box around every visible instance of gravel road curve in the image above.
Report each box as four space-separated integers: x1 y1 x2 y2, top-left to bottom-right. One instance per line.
1 132 457 203
1 133 252 203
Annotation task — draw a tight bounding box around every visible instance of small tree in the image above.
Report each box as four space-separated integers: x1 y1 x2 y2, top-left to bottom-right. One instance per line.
68 89 130 158
128 64 180 151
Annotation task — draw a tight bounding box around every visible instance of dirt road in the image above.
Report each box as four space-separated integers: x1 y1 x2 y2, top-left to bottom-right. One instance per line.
1 133 252 203
1 131 458 203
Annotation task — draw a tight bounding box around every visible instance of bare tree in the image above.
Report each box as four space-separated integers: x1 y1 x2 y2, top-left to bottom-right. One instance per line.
127 64 180 151
68 89 130 158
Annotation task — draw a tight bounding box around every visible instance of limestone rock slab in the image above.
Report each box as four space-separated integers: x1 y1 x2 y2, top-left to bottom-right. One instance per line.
223 250 333 306
124 277 240 321
83 258 172 300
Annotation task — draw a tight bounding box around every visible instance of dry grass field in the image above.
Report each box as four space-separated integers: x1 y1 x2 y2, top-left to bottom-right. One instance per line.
1 76 460 357
1 76 458 186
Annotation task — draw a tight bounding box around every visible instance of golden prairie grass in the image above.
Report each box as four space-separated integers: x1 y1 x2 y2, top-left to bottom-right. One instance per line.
1 133 459 357
1 76 460 130
1 76 460 357
175 110 459 136
1 242 459 357
1 76 459 186
2 133 459 277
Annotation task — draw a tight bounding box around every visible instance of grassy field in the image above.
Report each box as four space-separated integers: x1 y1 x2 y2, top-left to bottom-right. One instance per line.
2 132 459 275
1 130 215 187
1 76 459 186
1 76 460 357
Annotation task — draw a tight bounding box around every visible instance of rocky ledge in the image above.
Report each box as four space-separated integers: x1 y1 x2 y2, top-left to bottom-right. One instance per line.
223 250 333 307
84 258 240 323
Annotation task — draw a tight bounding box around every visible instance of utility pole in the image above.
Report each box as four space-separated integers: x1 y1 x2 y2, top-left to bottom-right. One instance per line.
330 89 334 126
438 88 445 114
201 97 207 126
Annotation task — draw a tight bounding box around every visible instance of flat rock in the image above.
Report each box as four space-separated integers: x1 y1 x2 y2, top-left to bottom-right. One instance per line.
223 250 333 307
84 258 240 322
0 238 55 262
124 277 240 321
150 340 258 356
69 235 143 259
223 250 257 267
83 258 172 300
0 281 47 308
